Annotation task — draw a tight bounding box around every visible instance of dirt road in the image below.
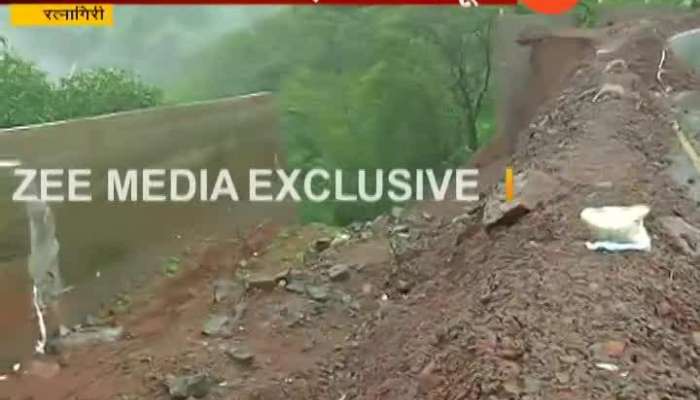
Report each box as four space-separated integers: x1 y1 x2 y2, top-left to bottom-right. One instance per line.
3 12 700 400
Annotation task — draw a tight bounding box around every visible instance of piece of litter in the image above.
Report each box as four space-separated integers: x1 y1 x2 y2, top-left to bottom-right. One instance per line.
12 363 20 373
595 363 620 372
381 293 389 301
581 205 651 252
0 375 8 381
32 285 47 354
0 159 21 168
585 240 650 252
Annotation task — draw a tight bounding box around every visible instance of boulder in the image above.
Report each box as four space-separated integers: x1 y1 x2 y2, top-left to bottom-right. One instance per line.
225 346 255 366
483 170 559 228
246 268 290 291
165 373 212 399
49 326 123 351
306 285 330 302
212 279 244 303
328 264 351 282
202 315 232 337
312 238 332 253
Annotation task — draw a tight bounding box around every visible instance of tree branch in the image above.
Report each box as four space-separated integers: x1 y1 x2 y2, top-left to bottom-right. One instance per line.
472 15 493 126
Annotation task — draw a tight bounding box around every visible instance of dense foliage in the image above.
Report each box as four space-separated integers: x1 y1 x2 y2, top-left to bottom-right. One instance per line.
54 68 163 119
0 44 162 129
0 52 56 128
174 8 497 224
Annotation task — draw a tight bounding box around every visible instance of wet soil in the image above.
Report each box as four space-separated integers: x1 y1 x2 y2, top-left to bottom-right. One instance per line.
4 12 700 400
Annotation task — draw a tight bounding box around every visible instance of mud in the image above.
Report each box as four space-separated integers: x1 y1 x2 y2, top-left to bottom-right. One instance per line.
4 12 700 400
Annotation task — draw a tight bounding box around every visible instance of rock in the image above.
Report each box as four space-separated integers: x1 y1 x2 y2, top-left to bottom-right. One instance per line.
396 279 414 294
362 283 373 295
348 221 364 232
483 197 529 227
165 373 212 399
483 170 559 228
226 346 255 366
523 377 542 394
58 325 71 337
312 238 332 253
603 340 626 358
595 362 619 372
328 264 351 282
391 206 405 220
555 371 570 384
659 216 700 257
306 285 330 302
331 234 351 247
213 280 244 303
284 280 307 295
417 361 441 394
692 331 700 347
26 359 61 379
390 225 410 234
232 302 247 322
247 268 289 291
84 314 100 327
464 201 484 215
50 326 123 350
450 214 472 225
246 275 278 291
503 379 524 395
591 340 626 360
558 354 578 364
202 315 232 337
656 300 673 317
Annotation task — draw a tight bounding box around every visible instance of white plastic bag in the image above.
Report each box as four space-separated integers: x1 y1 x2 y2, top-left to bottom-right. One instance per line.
580 205 651 252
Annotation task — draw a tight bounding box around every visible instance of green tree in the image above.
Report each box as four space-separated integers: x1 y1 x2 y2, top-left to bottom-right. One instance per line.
390 8 496 152
0 47 55 128
176 8 497 223
54 67 162 119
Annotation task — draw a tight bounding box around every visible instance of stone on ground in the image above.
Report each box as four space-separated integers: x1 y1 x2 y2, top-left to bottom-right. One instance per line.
165 373 212 399
659 216 700 257
483 170 559 228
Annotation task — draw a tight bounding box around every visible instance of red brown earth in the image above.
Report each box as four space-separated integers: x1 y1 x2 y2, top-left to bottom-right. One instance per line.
3 12 700 400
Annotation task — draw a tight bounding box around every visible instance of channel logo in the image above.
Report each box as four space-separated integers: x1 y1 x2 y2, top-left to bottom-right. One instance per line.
522 0 580 14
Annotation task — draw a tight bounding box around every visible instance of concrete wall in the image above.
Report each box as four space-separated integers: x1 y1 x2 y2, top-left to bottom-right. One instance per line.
472 14 576 173
0 93 295 364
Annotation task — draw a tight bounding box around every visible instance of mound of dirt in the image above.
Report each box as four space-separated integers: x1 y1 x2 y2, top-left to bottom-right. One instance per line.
5 13 700 400
295 13 700 400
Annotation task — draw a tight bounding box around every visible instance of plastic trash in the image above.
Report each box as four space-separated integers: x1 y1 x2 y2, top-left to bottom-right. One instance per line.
580 205 651 252
595 363 620 372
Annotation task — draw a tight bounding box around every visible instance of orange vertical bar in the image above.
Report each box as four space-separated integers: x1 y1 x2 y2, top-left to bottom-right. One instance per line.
505 167 514 202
